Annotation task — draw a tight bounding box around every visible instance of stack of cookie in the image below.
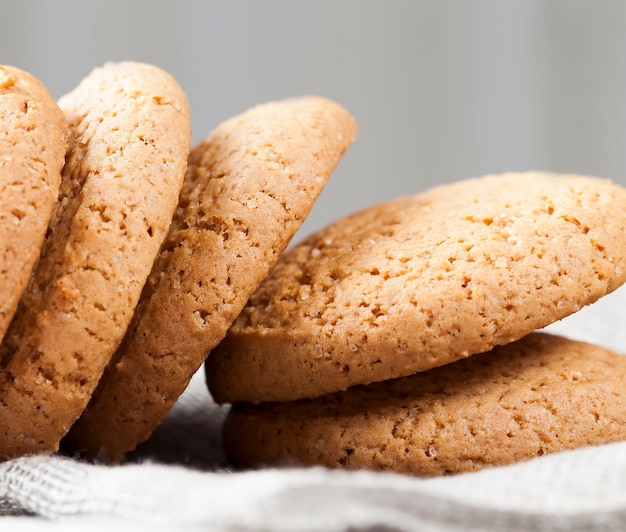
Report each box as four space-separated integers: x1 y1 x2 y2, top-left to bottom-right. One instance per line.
0 62 357 462
3 61 626 476
205 173 626 476
0 61 191 459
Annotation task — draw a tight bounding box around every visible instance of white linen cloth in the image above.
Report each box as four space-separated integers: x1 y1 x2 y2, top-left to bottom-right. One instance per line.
1 285 626 531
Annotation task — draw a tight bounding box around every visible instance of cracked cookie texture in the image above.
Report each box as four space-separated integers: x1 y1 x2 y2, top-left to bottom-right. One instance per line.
65 96 357 462
207 172 626 403
0 65 68 344
223 333 626 476
0 62 190 459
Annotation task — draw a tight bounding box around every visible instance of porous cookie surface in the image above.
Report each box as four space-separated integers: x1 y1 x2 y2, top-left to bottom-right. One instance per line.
207 172 626 403
0 62 190 459
65 96 357 462
224 333 626 476
0 65 67 342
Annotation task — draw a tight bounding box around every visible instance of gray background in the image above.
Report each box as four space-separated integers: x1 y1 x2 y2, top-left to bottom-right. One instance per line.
3 0 626 240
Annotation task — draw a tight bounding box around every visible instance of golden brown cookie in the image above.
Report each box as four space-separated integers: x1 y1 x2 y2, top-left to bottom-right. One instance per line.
0 61 190 459
223 333 626 476
0 65 67 343
65 96 357 462
207 172 626 403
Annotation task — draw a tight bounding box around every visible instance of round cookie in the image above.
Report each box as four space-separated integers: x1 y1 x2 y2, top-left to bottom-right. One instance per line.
64 96 357 462
223 332 626 476
207 172 626 403
0 65 68 343
0 61 190 459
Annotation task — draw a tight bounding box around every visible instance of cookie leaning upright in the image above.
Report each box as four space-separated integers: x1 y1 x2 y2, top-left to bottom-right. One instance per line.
0 62 190 459
223 333 626 476
207 172 626 403
65 96 357 462
0 65 67 343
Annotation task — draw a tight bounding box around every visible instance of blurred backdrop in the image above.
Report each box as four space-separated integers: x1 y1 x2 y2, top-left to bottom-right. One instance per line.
3 0 626 240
